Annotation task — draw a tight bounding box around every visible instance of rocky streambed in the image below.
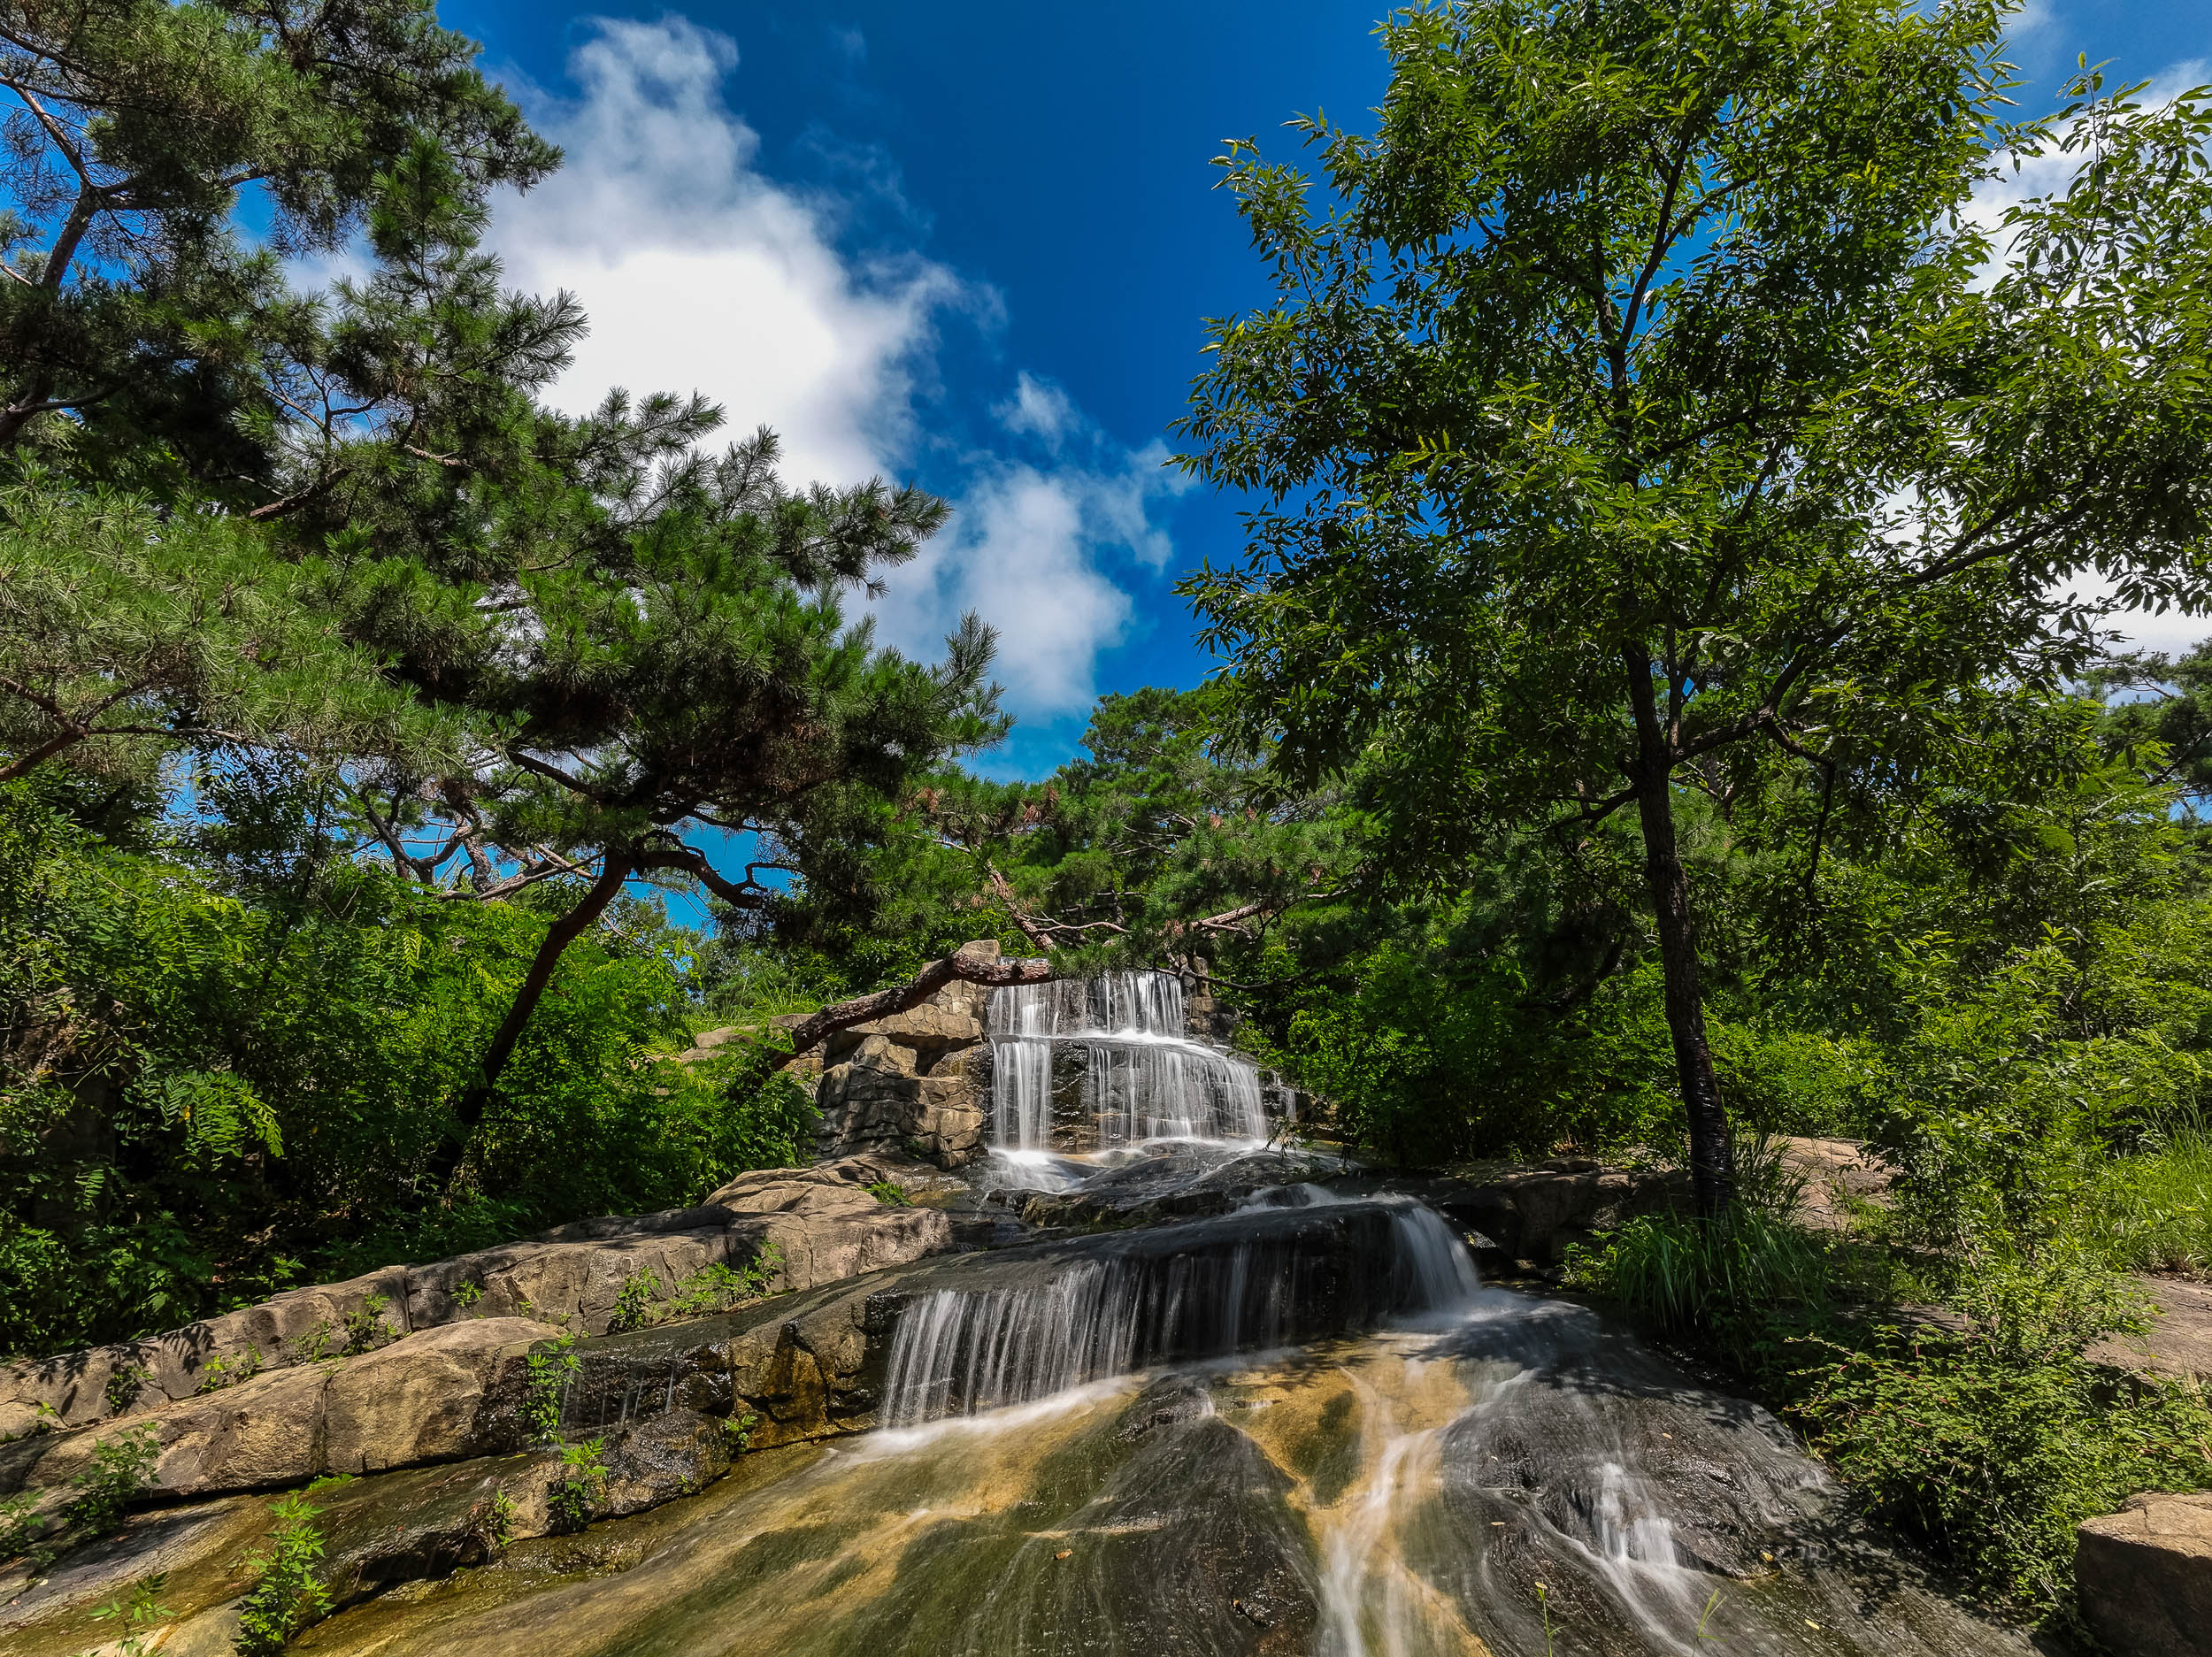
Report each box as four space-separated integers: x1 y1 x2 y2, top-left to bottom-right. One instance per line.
0 1143 2043 1657
0 967 2066 1655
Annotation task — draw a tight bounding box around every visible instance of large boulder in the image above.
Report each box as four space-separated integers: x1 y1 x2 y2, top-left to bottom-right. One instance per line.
4 1318 557 1502
2077 1491 2212 1656
811 948 1002 1169
0 1158 954 1450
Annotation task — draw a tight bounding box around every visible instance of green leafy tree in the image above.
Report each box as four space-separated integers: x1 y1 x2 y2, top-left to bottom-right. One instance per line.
0 478 449 782
0 0 555 485
1179 0 2212 1211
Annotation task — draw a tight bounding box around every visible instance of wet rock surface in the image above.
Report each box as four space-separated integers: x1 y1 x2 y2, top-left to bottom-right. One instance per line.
267 1293 2036 1657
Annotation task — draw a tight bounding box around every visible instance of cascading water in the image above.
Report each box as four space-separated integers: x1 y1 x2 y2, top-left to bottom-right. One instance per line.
987 970 1270 1149
285 978 2038 1657
880 1201 1480 1427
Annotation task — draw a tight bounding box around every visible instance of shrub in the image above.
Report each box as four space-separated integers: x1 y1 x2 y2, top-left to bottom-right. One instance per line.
68 1423 158 1537
342 1293 394 1356
87 1572 172 1657
866 1180 911 1207
523 1331 580 1444
606 1269 662 1335
1784 1330 2212 1611
547 1439 605 1534
234 1492 328 1655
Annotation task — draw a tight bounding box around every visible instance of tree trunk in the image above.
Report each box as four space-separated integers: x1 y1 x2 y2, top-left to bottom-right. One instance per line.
1624 653 1735 1217
454 851 633 1131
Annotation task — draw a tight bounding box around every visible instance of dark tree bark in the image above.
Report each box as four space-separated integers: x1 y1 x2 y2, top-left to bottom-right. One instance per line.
784 946 1056 1055
455 850 634 1130
1625 652 1736 1217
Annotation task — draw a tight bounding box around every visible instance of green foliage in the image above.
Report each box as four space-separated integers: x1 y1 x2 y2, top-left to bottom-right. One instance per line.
0 779 814 1358
523 1332 580 1446
342 1294 394 1357
195 1346 265 1395
88 1572 172 1657
0 481 452 784
68 1423 158 1538
480 1491 518 1550
1787 1322 2212 1614
0 1488 50 1573
606 1270 662 1337
603 1249 784 1337
866 1180 912 1207
1563 1209 1833 1344
103 1362 150 1415
546 1439 605 1534
723 1410 760 1451
233 1492 328 1657
2081 1133 2212 1276
0 0 555 486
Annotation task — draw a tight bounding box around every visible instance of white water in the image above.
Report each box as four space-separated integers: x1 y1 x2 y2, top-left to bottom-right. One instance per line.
880 1202 1482 1428
987 970 1270 1149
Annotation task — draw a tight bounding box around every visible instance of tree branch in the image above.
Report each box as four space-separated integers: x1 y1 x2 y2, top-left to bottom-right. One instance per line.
785 946 1056 1055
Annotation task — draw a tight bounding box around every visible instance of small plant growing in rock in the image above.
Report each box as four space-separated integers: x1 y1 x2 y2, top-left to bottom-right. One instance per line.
234 1492 328 1655
866 1180 912 1207
69 1423 158 1537
0 1490 53 1574
342 1293 396 1355
546 1439 606 1534
88 1570 172 1656
479 1491 519 1549
524 1331 580 1444
606 1269 663 1334
196 1346 265 1395
289 1322 337 1363
452 1280 483 1312
104 1362 152 1415
722 1411 760 1451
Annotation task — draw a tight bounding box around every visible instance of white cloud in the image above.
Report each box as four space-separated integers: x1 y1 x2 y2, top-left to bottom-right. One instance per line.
491 16 964 487
872 433 1189 713
994 372 1080 451
484 17 1181 723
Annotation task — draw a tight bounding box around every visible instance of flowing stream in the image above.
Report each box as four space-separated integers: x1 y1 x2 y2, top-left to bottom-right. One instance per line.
296 973 2034 1657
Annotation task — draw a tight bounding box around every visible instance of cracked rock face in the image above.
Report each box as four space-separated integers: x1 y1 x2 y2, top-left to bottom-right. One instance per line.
811 976 999 1170
0 1158 952 1447
2077 1490 2212 1657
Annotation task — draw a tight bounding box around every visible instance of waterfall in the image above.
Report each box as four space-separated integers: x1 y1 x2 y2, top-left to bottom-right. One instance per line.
987 970 1269 1150
879 1201 1478 1426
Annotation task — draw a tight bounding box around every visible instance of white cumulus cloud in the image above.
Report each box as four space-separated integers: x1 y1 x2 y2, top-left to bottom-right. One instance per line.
872 426 1189 714
485 17 1176 724
491 16 964 487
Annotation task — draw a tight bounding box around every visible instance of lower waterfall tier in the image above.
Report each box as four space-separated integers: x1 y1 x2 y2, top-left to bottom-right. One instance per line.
876 1200 1479 1426
289 1280 2039 1657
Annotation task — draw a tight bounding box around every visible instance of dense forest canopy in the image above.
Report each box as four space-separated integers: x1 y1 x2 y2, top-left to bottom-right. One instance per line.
6 0 2212 1622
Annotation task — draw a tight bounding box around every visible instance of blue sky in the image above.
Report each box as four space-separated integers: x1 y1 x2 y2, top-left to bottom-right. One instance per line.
439 0 2212 779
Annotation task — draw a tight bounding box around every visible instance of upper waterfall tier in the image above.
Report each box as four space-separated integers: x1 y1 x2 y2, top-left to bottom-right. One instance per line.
987 970 1269 1150
987 971 1187 1039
